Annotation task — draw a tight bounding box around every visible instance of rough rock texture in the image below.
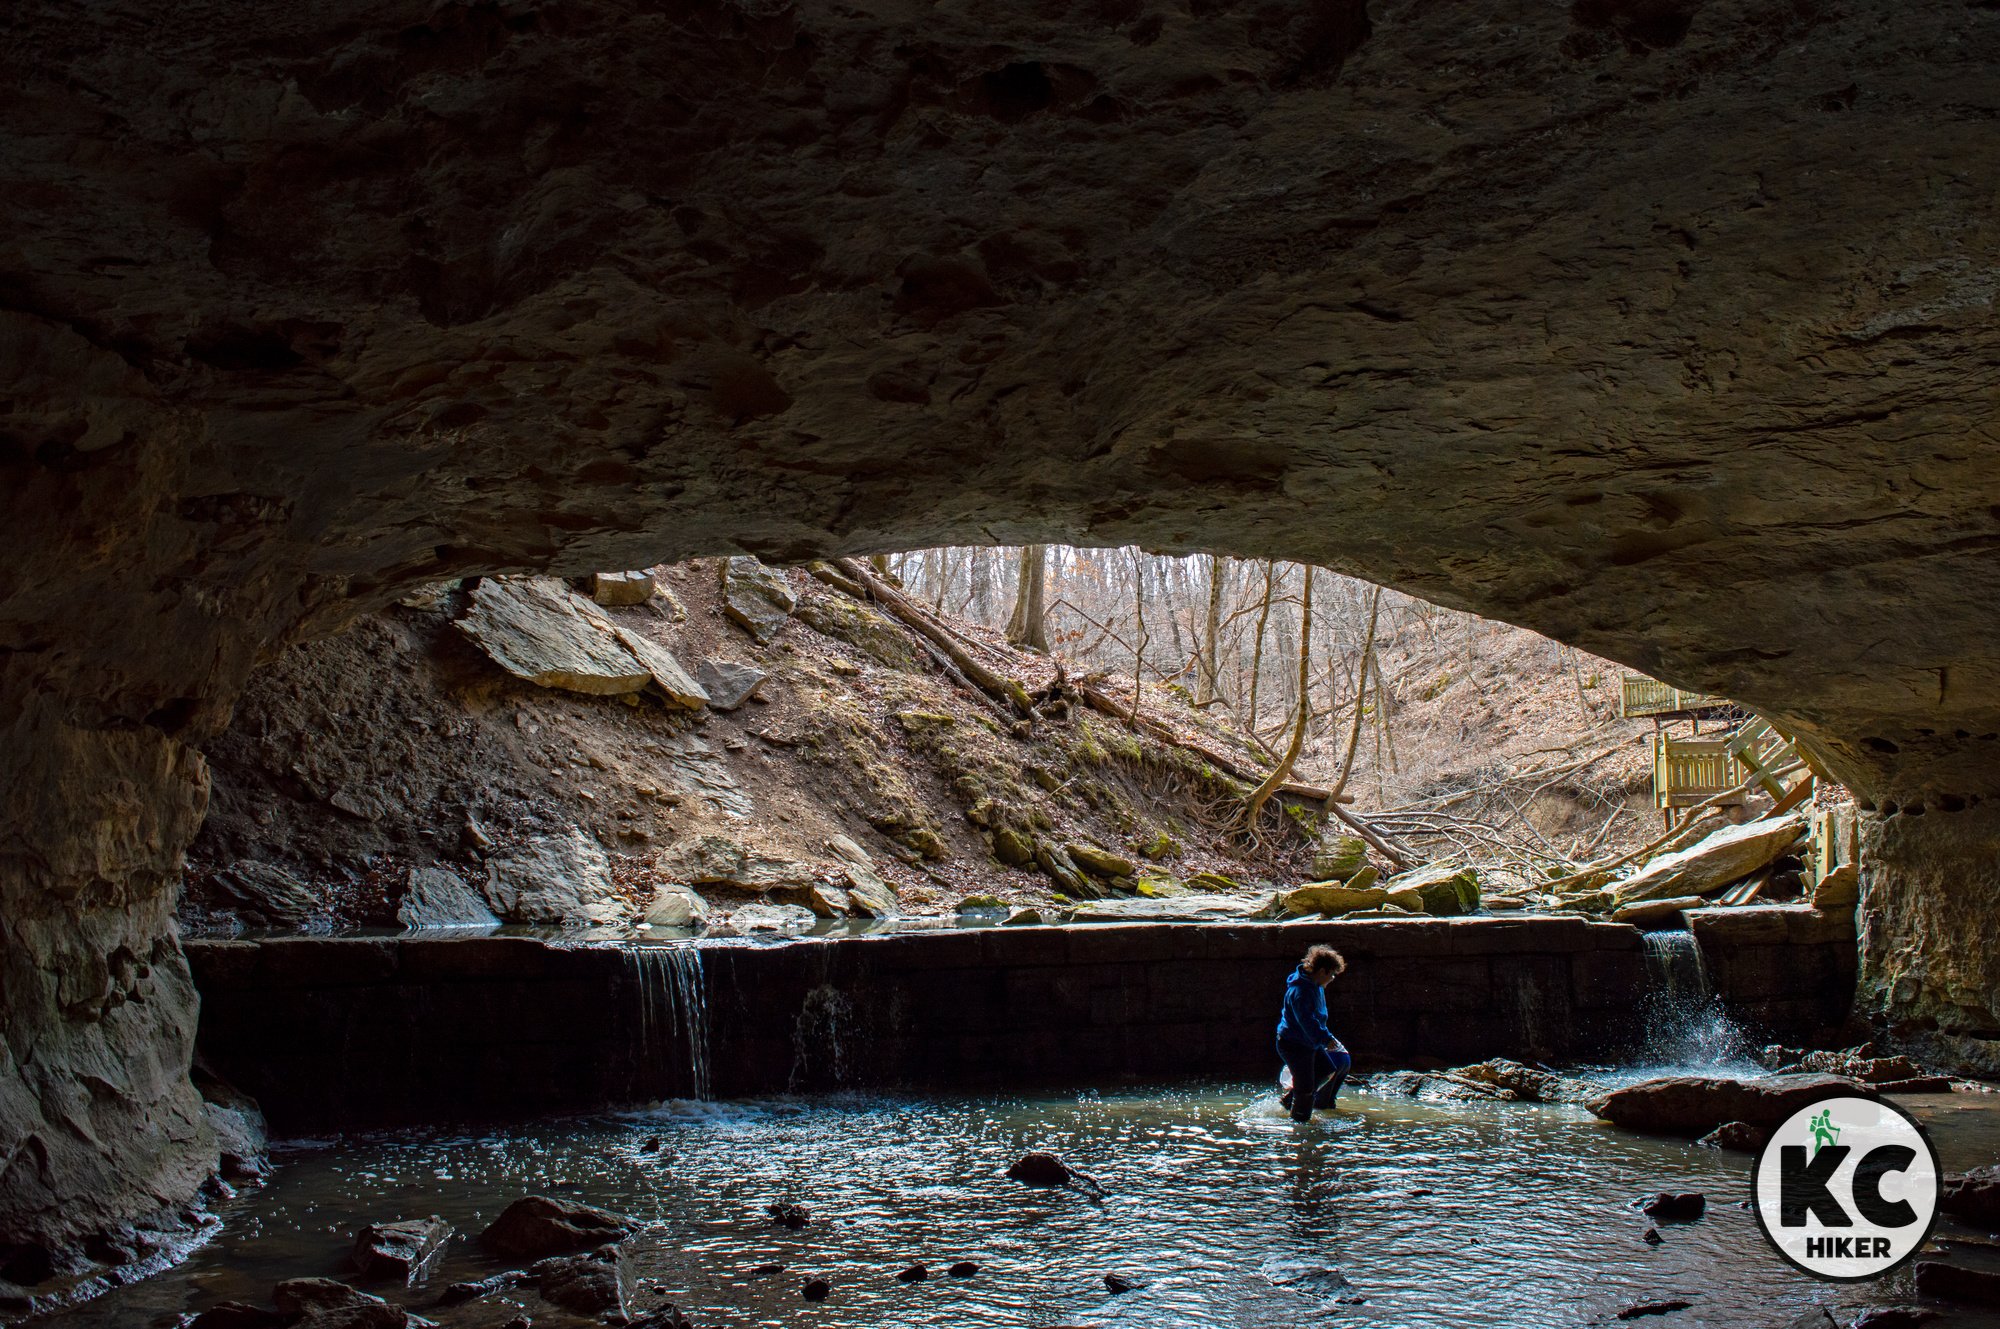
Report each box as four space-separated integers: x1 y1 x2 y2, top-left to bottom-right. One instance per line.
395 866 500 930
1608 815 1806 905
349 1217 450 1284
2 0 1998 1255
480 1196 632 1261
457 577 708 705
481 829 626 924
1588 1072 1861 1137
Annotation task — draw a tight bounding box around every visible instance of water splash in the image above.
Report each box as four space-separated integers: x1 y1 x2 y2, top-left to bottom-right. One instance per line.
625 945 711 1100
1637 930 1749 1071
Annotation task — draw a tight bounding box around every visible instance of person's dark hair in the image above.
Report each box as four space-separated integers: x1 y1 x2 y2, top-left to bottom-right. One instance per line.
1303 944 1346 978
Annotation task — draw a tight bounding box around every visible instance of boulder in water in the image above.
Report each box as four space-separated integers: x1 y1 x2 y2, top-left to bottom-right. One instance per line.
1694 1121 1768 1151
1915 1261 2000 1305
768 1202 811 1229
1006 1152 1073 1186
272 1278 409 1329
1448 1059 1603 1104
350 1217 451 1283
948 1261 978 1277
802 1277 831 1301
1588 1073 1860 1137
187 1306 284 1329
1943 1166 2000 1225
534 1245 630 1318
1616 1300 1693 1320
896 1264 928 1282
1851 1308 1941 1329
1104 1273 1143 1294
481 1196 633 1259
1636 1192 1706 1222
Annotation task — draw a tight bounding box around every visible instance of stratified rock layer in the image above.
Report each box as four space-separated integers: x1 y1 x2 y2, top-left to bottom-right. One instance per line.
0 0 1996 1255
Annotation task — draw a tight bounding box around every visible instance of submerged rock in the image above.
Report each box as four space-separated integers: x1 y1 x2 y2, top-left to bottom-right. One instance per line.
768 1202 811 1229
1942 1165 2000 1225
1588 1073 1859 1137
1636 1192 1706 1222
896 1264 928 1282
480 1196 633 1260
1615 1300 1693 1320
1006 1153 1073 1186
187 1303 284 1328
1914 1261 2000 1305
801 1277 831 1301
273 1278 408 1329
1103 1272 1143 1294
534 1245 631 1318
948 1261 978 1277
1851 1308 1940 1329
351 1217 451 1283
1694 1121 1768 1152
721 556 797 642
397 866 500 930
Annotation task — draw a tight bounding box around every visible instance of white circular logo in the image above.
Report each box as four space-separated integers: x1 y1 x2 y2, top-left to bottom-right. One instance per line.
1752 1093 1941 1281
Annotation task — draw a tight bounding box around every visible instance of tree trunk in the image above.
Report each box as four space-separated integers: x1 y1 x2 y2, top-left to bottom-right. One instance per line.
1242 565 1314 832
1005 544 1050 651
1196 554 1226 705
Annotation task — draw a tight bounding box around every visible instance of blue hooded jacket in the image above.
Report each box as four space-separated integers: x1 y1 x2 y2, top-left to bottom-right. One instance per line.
1276 964 1332 1047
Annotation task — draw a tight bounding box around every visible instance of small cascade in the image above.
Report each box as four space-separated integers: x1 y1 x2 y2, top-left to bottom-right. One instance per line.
1638 930 1747 1069
625 945 711 1100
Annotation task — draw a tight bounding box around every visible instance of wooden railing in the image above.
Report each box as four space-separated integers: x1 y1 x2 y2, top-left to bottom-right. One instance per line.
1621 675 1725 718
1652 734 1745 808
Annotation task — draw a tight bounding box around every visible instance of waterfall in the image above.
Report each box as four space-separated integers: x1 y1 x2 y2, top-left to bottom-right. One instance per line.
625 945 711 1100
1637 930 1746 1069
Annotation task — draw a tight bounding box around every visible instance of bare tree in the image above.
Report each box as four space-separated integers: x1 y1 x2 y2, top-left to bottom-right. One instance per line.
1005 544 1050 651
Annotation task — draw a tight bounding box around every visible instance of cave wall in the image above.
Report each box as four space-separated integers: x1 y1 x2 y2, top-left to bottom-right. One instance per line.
1 0 1997 1251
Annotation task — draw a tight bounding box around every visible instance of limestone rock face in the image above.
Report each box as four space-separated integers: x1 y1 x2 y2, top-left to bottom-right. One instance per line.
2 0 1999 1258
396 866 501 930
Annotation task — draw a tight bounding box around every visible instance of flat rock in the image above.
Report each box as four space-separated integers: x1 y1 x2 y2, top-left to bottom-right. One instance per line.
592 571 656 606
350 1217 450 1283
641 885 710 930
1450 1059 1603 1104
1068 895 1276 924
480 1196 633 1260
1914 1260 2000 1305
1942 1165 2000 1226
694 659 767 710
272 1278 408 1329
720 556 796 642
397 866 501 930
1609 816 1807 907
661 834 816 892
1588 1073 1861 1137
1278 882 1390 916
456 577 707 707
209 859 320 927
482 828 626 924
1609 895 1707 928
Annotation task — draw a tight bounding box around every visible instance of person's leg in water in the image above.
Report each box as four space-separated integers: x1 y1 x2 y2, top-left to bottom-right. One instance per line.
1277 1039 1322 1121
1312 1038 1353 1109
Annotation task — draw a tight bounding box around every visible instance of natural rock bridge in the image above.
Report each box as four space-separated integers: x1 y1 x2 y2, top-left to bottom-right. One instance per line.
2 0 1996 1265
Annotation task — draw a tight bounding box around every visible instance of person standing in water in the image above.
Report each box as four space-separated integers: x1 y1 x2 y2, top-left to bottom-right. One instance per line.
1277 944 1351 1122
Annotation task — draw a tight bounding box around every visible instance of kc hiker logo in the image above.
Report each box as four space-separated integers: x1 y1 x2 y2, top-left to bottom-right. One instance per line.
1752 1092 1941 1281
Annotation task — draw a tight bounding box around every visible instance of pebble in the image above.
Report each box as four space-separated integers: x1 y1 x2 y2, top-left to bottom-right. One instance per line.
1643 1228 1662 1245
897 1264 928 1283
802 1277 831 1302
1104 1273 1141 1294
750 1263 785 1277
1637 1192 1705 1222
768 1203 811 1229
948 1261 978 1278
1617 1300 1694 1319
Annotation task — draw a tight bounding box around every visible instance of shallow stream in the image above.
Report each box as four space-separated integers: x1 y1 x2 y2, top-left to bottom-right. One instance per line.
36 1076 2000 1329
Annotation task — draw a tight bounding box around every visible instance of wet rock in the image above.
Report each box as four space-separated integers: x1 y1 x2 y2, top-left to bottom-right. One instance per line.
1385 862 1480 916
721 557 797 642
767 1202 810 1229
1609 896 1707 928
1783 1311 1839 1329
200 1078 270 1182
1310 837 1368 881
628 1307 697 1329
1448 1059 1603 1104
1587 1073 1860 1137
1615 1300 1693 1319
1370 1069 1516 1102
841 865 898 918
1694 1121 1769 1152
1642 1228 1662 1245
801 1277 831 1301
1637 1192 1706 1222
273 1277 409 1328
1066 843 1137 879
750 1262 785 1276
896 1263 928 1282
457 577 708 705
1277 882 1390 917
480 1196 633 1260
437 1270 528 1306
351 1217 451 1284
187 1305 285 1329
209 859 320 927
641 885 710 930
1104 1272 1142 1294
1006 1153 1073 1186
1942 1165 2000 1225
1758 1046 1926 1083
1915 1260 2000 1304
694 659 767 711
1851 1308 1940 1329
534 1245 630 1318
948 1261 978 1277
1002 907 1047 926
482 829 626 925
1607 816 1807 907
592 571 656 606
397 866 501 930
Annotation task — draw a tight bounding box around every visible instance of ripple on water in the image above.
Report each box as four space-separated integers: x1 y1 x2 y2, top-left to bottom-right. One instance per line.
30 1082 2000 1329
